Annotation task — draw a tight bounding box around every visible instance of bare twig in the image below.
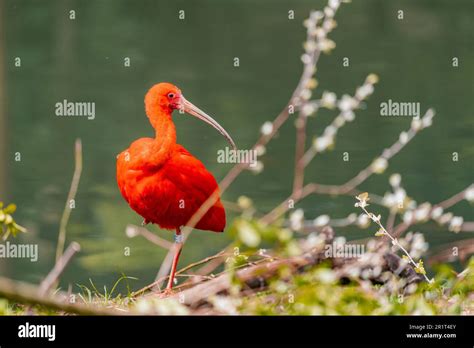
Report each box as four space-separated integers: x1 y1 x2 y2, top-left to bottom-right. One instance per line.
461 222 474 232
386 210 397 233
392 185 472 238
355 193 432 283
39 242 81 296
126 224 173 249
293 116 307 196
132 249 230 297
428 238 474 264
0 276 121 315
169 228 336 306
261 110 434 225
56 139 82 262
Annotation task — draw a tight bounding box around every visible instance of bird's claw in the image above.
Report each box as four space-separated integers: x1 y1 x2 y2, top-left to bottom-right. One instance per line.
141 219 149 226
157 288 175 298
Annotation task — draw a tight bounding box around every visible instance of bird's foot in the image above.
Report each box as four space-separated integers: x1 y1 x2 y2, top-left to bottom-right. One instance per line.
157 288 175 298
141 219 150 226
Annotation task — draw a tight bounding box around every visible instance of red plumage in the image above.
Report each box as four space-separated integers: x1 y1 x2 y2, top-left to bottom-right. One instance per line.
116 83 227 233
117 142 225 232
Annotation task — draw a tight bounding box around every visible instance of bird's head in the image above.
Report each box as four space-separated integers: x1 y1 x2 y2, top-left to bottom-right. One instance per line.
145 82 236 150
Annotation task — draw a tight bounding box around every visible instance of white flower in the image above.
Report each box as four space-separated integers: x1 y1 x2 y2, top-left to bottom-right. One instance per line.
414 203 431 222
306 233 325 249
334 236 346 246
449 216 463 233
383 188 406 209
366 74 379 84
410 233 428 259
383 193 397 208
389 173 401 187
421 108 435 129
238 221 261 247
300 89 312 101
323 19 337 31
421 114 433 128
323 6 335 18
342 110 355 122
403 211 413 224
328 0 340 10
313 214 330 227
399 131 409 144
438 212 454 225
355 84 374 100
289 209 304 231
411 117 422 131
237 196 253 210
465 185 474 202
333 115 345 127
314 27 327 39
260 121 273 135
313 136 333 152
125 225 139 238
406 200 417 210
255 144 266 156
303 19 314 29
357 214 370 228
310 10 324 21
324 125 337 137
338 94 356 112
321 91 337 108
430 206 443 220
318 38 336 53
248 161 264 174
394 188 406 204
304 40 317 52
371 157 388 174
301 53 312 64
301 103 317 116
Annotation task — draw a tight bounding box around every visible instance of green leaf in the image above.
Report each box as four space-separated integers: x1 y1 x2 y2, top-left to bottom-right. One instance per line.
4 203 17 214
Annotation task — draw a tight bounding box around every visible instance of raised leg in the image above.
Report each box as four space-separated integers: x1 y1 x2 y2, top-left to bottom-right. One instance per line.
165 227 183 292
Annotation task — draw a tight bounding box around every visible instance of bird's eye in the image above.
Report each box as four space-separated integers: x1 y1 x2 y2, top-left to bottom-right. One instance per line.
167 93 175 99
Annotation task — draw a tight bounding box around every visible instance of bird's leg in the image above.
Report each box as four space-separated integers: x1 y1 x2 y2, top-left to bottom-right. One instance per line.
163 227 183 295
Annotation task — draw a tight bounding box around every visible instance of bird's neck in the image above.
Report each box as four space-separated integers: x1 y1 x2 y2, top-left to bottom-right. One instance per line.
147 108 177 160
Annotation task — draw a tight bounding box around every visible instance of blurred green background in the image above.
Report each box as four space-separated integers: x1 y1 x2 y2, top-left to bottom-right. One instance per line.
0 0 472 290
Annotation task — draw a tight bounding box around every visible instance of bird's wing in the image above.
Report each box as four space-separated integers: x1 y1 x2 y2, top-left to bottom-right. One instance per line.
161 145 226 232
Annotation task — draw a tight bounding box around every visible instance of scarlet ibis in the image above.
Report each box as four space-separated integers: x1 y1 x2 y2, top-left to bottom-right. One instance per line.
116 82 236 294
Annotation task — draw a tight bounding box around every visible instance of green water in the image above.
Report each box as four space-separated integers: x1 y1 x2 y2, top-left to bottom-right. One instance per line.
1 0 472 291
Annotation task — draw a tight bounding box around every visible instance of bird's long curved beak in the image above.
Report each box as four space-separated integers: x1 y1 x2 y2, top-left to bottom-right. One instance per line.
181 96 236 151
